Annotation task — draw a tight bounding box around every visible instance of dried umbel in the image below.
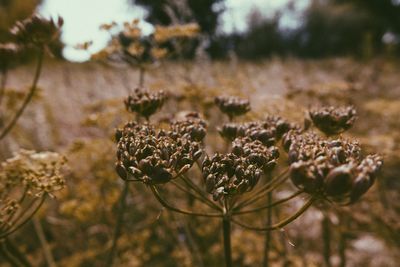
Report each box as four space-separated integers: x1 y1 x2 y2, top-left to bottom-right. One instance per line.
263 115 293 140
288 137 382 203
0 150 66 237
202 153 263 201
116 122 202 184
232 137 279 173
124 88 167 119
169 112 207 142
0 43 20 71
215 96 251 120
309 106 357 135
219 122 276 146
11 14 63 46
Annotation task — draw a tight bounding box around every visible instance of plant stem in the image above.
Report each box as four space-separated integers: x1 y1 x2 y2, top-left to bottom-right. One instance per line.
322 215 332 267
0 240 22 267
106 182 129 267
4 238 32 267
222 217 232 267
0 69 7 107
263 175 273 267
0 47 44 140
338 231 347 267
33 217 57 267
138 66 145 87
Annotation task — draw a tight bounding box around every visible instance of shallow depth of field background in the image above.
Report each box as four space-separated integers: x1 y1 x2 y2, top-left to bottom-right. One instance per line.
1 0 400 266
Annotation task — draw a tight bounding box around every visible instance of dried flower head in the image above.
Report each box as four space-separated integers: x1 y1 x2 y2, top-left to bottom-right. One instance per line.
124 88 167 120
11 14 63 46
0 43 20 71
287 136 382 203
202 153 264 201
263 115 293 140
0 150 66 236
169 112 207 142
219 122 275 146
116 122 202 184
215 96 251 120
309 106 357 135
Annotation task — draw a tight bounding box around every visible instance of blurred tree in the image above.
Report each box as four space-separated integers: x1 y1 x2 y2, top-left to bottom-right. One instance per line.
131 0 224 35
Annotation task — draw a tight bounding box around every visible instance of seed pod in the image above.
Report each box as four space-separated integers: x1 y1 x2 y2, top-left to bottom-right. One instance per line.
115 163 127 180
324 165 353 196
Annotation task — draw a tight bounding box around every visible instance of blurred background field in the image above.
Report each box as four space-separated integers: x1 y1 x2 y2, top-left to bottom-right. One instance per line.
1 0 400 266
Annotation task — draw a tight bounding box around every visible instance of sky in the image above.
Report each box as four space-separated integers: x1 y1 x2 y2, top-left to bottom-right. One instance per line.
38 0 309 61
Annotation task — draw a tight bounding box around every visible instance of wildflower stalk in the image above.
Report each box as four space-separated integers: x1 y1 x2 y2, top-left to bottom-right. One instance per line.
2 238 32 267
338 231 347 267
322 215 332 267
138 65 145 87
33 217 57 267
106 182 129 267
0 46 44 140
0 240 23 266
0 69 7 107
222 217 233 267
263 174 273 267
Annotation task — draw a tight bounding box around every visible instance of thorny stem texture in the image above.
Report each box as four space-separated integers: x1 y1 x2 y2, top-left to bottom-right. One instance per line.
0 47 44 140
106 182 130 267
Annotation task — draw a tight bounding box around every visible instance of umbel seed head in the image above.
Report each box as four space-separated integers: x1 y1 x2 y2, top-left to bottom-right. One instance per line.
124 88 167 120
309 106 357 136
11 14 63 46
215 96 250 120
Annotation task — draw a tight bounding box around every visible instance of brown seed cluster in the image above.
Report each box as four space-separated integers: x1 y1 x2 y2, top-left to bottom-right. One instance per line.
124 88 167 119
309 106 357 135
202 138 279 201
286 134 382 203
219 116 293 145
10 15 63 46
0 43 20 71
169 113 207 142
115 122 202 184
215 96 251 120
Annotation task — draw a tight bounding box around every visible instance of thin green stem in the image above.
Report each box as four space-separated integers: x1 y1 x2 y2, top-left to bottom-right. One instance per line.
0 47 44 140
106 182 130 267
150 186 222 218
231 197 315 232
222 217 233 267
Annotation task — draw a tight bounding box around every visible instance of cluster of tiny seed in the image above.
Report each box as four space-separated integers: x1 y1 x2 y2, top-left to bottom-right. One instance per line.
202 153 263 201
309 106 357 135
115 122 202 184
0 150 66 227
169 113 207 142
232 137 279 173
214 96 251 119
124 88 167 119
286 134 382 203
10 14 63 46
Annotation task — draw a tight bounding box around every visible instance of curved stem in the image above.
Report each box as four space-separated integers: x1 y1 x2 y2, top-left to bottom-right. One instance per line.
4 238 32 267
33 217 57 267
222 217 232 267
180 175 221 211
0 69 7 107
0 197 45 238
0 47 44 140
234 172 289 210
150 186 222 218
263 174 273 267
171 180 221 211
106 182 129 267
0 240 23 267
231 197 315 232
232 191 303 215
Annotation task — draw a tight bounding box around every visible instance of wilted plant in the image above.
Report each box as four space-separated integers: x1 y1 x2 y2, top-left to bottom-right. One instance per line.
114 93 382 267
0 150 66 266
0 14 63 140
